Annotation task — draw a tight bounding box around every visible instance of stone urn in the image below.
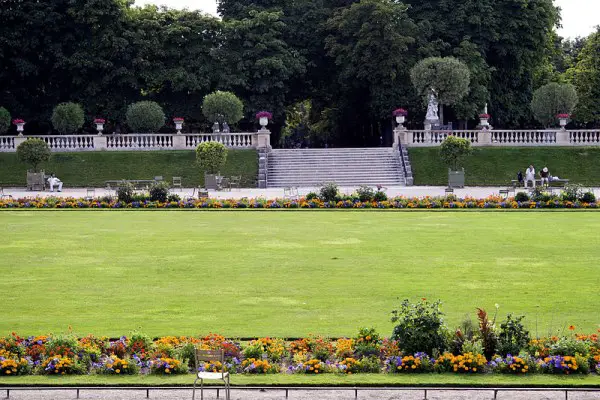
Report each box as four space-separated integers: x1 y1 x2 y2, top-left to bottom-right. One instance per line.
479 114 490 129
557 114 570 130
173 118 184 134
14 119 25 136
256 111 272 131
94 118 105 135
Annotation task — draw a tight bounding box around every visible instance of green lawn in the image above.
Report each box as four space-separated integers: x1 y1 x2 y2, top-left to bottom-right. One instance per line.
409 147 600 186
1 212 599 337
0 150 258 188
2 374 599 387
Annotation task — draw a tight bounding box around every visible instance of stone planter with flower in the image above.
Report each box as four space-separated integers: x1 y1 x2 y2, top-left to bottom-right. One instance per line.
393 108 408 127
173 117 184 134
13 119 25 136
557 113 570 130
94 118 105 135
479 113 491 129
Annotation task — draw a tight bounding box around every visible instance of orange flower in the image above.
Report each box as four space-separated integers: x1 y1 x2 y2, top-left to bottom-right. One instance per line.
569 325 575 331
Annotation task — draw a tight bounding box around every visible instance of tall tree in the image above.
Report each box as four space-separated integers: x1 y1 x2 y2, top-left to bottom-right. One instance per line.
567 28 600 126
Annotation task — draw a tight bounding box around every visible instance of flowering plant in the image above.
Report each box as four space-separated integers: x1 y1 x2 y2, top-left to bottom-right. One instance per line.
538 355 583 374
434 352 486 373
337 357 360 374
173 117 184 122
385 353 434 373
256 111 273 120
479 114 491 119
241 358 278 374
94 118 106 124
150 357 186 374
13 119 25 125
41 356 84 375
557 113 570 119
0 356 30 375
393 108 408 117
100 356 139 375
303 359 324 374
489 355 534 374
334 338 354 359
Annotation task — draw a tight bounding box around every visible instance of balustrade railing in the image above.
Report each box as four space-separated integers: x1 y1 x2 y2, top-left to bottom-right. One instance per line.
29 135 96 151
185 133 255 149
570 130 600 145
106 134 174 150
0 136 15 152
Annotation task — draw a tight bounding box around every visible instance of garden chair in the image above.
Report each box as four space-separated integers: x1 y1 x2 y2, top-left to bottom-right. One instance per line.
0 187 12 199
192 187 209 199
219 177 231 192
172 176 182 191
283 187 299 201
85 188 95 201
192 349 230 400
229 176 241 190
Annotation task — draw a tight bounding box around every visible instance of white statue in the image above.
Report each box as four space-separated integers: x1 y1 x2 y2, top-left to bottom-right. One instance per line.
425 90 439 123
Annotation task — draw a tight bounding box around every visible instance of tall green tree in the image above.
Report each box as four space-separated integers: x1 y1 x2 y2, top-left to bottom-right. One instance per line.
567 28 600 125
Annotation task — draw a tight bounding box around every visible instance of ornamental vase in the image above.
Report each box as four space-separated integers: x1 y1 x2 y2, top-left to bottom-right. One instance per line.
559 118 568 129
395 115 405 125
95 123 104 135
16 123 25 136
174 121 183 134
259 117 268 128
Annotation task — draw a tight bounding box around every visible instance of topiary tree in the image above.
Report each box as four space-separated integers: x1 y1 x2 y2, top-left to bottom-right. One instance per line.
410 57 471 122
0 107 10 134
51 102 85 134
126 101 165 132
16 139 51 172
202 91 244 125
196 142 228 174
531 82 579 127
439 136 472 171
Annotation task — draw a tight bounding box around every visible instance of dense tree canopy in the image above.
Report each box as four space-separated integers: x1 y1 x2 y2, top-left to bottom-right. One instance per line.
1 0 597 145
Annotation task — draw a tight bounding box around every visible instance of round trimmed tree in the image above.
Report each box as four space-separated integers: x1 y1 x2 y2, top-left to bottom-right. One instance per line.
531 82 579 127
202 91 244 124
17 139 51 172
410 57 471 121
0 107 10 134
196 142 228 174
440 136 473 171
126 101 165 132
51 102 85 134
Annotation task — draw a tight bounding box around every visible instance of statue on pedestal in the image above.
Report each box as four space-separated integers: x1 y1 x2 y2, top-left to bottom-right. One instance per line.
425 89 440 128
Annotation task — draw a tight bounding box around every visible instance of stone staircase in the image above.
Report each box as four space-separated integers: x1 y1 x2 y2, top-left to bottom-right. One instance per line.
266 148 405 188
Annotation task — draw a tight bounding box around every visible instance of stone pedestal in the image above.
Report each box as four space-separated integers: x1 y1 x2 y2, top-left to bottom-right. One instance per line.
393 128 409 149
14 136 27 148
173 134 186 150
256 129 271 150
92 136 107 150
556 130 570 145
479 130 492 146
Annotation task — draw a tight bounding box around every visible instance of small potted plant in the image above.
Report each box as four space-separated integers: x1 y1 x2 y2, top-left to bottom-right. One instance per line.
256 111 272 130
557 113 570 129
94 118 106 135
13 119 25 136
173 117 184 134
479 113 491 128
393 108 408 125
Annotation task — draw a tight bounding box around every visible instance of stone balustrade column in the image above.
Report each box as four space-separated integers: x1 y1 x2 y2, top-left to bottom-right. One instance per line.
172 134 186 150
256 129 271 150
92 136 107 150
478 130 492 146
556 130 571 145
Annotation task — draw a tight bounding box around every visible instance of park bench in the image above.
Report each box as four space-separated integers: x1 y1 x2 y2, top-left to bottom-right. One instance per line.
283 186 299 200
511 179 569 192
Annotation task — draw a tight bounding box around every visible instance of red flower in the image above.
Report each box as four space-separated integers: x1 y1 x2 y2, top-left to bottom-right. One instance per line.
173 117 184 122
94 118 105 124
393 108 408 117
13 119 25 124
568 325 575 331
479 114 491 119
557 113 570 119
256 111 273 120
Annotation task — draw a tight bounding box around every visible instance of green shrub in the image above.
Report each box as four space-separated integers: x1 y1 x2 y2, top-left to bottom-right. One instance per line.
16 139 50 172
306 192 318 201
167 194 181 202
358 356 381 373
498 314 530 357
196 142 228 174
357 185 375 202
126 101 165 132
580 191 596 203
561 184 584 202
117 182 134 203
531 187 554 202
319 182 339 202
243 342 265 360
0 107 10 134
51 102 85 134
550 337 590 357
202 91 244 124
391 299 448 355
531 82 578 127
439 136 472 171
149 181 170 202
515 192 530 202
373 191 388 202
410 57 471 107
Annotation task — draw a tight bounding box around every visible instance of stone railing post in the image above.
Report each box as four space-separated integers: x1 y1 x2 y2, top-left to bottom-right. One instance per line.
256 129 271 150
92 135 107 150
14 136 27 149
556 130 570 145
172 134 186 150
478 130 492 146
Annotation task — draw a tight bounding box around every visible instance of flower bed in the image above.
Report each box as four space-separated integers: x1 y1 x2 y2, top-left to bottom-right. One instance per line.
1 327 598 378
0 195 599 210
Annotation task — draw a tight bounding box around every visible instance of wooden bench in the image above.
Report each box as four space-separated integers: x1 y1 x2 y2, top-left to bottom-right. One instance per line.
511 179 569 190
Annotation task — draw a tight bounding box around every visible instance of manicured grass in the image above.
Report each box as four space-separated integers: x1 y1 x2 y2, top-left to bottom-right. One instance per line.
0 150 258 187
408 147 600 186
1 374 600 387
1 212 599 337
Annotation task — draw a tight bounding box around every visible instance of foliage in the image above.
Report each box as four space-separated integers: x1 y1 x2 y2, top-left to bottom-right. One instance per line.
149 181 170 203
476 308 499 360
498 314 530 357
580 192 596 203
539 355 586 375
202 91 244 125
100 356 139 375
319 182 339 202
561 184 584 202
567 28 600 125
195 142 228 175
305 192 318 201
439 136 473 171
117 182 134 204
150 357 187 374
391 299 447 355
434 352 487 373
0 107 10 134
16 139 50 172
356 185 375 202
531 83 578 127
490 355 536 374
373 191 388 202
410 57 471 107
126 101 165 133
385 354 434 373
51 102 85 134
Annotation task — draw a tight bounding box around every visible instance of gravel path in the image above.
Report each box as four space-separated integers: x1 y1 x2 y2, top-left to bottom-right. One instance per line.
2 388 600 400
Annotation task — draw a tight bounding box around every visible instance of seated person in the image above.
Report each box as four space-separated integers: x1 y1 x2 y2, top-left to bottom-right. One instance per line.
540 167 550 187
47 174 63 192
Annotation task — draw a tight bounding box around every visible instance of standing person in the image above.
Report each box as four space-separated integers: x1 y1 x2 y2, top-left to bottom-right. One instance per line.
540 167 550 187
524 165 536 189
47 173 63 192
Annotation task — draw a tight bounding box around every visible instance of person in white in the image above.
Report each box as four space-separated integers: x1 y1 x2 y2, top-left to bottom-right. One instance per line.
47 174 63 192
524 165 536 188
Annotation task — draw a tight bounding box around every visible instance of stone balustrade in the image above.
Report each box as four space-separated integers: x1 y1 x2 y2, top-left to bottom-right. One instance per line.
395 129 600 147
0 132 269 152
